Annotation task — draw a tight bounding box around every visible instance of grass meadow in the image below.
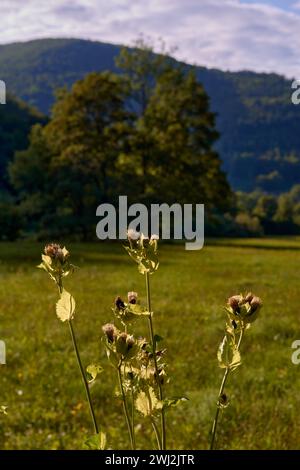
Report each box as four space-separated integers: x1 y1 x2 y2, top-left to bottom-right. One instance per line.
0 238 300 449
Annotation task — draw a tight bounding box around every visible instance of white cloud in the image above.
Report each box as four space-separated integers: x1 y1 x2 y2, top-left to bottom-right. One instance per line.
0 0 299 78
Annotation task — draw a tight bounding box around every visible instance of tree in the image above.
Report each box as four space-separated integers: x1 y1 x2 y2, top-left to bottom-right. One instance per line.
117 41 232 209
10 72 132 239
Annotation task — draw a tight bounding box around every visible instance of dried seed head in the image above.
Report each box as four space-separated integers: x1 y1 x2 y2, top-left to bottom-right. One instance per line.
102 323 116 342
128 291 138 304
150 234 159 241
115 296 125 311
126 335 135 349
44 243 64 261
250 296 262 313
227 295 242 312
118 332 127 342
127 229 140 241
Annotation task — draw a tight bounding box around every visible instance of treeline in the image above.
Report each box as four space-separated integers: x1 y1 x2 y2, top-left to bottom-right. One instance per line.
207 186 300 237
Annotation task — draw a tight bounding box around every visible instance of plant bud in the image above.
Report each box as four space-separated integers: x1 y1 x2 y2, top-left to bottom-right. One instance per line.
115 296 125 311
150 234 159 241
44 243 69 263
128 291 138 304
250 296 262 313
219 393 229 407
102 323 117 343
126 335 135 350
127 229 140 241
116 332 129 356
227 295 242 313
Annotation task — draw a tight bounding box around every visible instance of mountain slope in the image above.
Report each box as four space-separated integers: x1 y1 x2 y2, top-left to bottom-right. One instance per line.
0 94 45 190
0 38 299 193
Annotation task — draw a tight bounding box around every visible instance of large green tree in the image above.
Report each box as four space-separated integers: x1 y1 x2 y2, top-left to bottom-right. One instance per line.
10 72 132 239
117 41 232 208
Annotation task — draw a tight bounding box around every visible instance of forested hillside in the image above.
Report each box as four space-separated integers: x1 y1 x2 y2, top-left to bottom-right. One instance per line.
0 38 299 193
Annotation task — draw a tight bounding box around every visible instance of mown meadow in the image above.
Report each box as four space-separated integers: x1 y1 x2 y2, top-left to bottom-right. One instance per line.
0 238 300 449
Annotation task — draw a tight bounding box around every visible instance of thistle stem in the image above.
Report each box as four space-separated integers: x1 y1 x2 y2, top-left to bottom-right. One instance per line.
145 271 166 450
210 326 245 450
131 386 136 449
57 279 99 435
68 320 99 434
151 419 162 450
210 367 230 450
118 364 135 450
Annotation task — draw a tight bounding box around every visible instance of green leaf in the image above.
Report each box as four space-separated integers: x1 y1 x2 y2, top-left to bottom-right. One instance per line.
56 289 76 322
163 396 189 409
135 387 163 417
217 333 241 371
86 364 103 383
84 432 106 450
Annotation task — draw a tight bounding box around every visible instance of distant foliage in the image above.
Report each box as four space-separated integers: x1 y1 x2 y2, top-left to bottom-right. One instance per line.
0 38 299 193
9 43 231 239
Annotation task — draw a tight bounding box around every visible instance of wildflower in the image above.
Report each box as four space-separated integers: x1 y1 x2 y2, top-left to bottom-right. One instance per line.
102 323 117 343
250 296 262 313
226 292 262 324
227 295 242 313
128 291 138 304
127 229 140 241
115 296 125 311
150 234 159 241
44 243 66 261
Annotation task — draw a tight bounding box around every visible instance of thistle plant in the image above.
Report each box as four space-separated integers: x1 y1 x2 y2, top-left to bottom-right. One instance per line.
210 292 262 450
38 244 105 449
102 231 186 450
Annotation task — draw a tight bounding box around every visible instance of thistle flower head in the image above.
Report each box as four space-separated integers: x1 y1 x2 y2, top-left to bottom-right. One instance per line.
115 296 125 311
127 229 140 241
102 323 117 343
44 243 69 263
128 291 138 304
250 295 262 313
125 228 159 275
150 234 159 241
226 292 262 325
38 243 73 283
115 332 138 359
227 295 243 313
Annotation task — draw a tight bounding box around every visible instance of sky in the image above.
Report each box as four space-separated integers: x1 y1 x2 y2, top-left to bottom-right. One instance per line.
0 0 299 78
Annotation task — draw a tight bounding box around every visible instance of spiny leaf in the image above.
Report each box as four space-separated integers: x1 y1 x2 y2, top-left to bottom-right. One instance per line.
56 289 76 322
217 333 241 371
86 364 103 383
84 432 106 450
135 387 162 417
163 396 189 409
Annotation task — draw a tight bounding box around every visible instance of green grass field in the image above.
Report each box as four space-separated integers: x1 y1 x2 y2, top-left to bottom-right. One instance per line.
1 238 300 450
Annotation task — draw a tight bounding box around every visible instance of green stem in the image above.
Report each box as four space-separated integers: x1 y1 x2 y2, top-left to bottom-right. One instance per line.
68 320 99 434
145 271 166 450
237 326 245 350
210 367 230 450
57 278 98 435
210 326 245 450
151 419 162 450
117 364 135 450
131 386 136 450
